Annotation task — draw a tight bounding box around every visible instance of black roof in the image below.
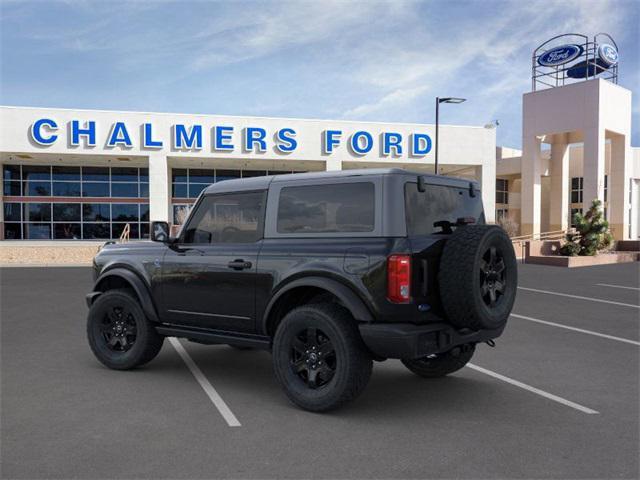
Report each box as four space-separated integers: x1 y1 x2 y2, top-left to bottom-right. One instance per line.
203 168 477 194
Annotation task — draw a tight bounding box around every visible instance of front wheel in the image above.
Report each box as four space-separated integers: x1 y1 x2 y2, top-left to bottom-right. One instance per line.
87 289 164 370
401 344 475 378
272 303 372 412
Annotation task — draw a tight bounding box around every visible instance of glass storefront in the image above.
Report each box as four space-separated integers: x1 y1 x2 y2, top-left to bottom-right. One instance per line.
2 164 149 240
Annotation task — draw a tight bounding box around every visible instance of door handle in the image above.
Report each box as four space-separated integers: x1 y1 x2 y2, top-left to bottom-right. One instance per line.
228 259 252 270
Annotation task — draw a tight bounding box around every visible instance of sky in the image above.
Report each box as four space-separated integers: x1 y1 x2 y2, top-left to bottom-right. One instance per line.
1 0 638 149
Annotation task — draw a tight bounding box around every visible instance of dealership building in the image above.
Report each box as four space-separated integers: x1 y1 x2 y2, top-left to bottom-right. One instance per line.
0 34 638 244
0 106 496 241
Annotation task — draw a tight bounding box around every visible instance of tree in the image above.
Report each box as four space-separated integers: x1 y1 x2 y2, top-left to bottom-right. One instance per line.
560 199 613 256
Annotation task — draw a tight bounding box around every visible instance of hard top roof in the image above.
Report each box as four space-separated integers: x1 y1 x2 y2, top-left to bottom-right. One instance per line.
203 168 477 194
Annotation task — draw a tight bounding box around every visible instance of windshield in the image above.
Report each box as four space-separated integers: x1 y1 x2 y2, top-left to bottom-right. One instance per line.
404 182 485 236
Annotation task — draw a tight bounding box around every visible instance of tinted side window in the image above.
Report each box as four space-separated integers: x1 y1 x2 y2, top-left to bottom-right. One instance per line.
405 182 484 236
277 182 374 234
182 191 264 244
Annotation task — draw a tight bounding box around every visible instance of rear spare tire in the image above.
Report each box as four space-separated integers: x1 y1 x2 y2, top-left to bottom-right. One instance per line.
438 225 517 331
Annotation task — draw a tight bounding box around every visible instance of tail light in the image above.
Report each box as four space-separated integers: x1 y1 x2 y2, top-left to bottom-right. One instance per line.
387 255 411 303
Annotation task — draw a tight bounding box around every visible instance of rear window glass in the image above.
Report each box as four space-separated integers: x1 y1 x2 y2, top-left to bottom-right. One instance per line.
405 182 484 236
277 182 374 234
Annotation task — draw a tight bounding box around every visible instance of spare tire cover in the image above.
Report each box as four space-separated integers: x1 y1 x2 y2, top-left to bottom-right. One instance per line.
438 225 517 330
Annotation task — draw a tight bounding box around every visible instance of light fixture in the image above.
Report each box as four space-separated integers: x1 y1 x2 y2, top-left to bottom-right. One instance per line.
435 96 467 175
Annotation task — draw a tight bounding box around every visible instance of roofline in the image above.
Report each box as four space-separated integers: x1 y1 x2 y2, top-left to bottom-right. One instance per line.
203 168 478 195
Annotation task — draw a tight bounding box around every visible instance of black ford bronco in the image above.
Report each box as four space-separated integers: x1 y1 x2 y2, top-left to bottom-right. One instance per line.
86 169 517 411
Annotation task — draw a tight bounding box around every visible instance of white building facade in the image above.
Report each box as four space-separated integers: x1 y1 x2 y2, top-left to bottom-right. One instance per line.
0 106 496 241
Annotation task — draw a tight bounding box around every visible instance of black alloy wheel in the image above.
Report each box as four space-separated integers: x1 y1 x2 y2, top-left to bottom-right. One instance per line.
479 246 506 308
87 289 164 370
290 327 337 389
272 303 373 412
100 305 138 352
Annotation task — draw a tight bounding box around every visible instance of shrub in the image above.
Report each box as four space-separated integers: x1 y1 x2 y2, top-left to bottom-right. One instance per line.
497 215 519 238
559 199 613 256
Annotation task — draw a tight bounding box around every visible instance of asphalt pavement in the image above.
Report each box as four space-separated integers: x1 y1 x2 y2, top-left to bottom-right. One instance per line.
1 262 638 479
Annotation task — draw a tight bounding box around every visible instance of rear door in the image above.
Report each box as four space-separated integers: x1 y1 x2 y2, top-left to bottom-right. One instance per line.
404 180 485 314
160 190 266 333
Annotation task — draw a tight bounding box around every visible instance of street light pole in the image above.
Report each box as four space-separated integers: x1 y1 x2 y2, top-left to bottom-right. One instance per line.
434 96 466 175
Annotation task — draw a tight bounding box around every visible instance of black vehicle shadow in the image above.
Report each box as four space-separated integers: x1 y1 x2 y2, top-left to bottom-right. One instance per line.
154 343 500 421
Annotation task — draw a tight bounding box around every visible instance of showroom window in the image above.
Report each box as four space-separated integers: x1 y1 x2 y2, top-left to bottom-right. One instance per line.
2 164 149 240
2 164 149 199
3 201 149 240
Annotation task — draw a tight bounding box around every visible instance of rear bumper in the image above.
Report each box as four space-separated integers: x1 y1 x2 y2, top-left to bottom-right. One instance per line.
359 322 505 360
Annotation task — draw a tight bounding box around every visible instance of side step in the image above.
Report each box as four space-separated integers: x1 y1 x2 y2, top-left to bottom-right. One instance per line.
156 324 271 350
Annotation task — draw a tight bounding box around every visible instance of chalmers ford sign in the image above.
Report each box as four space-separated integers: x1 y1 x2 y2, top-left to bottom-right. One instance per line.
29 118 434 157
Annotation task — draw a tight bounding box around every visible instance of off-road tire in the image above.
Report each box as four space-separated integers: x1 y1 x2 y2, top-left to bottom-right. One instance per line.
272 303 373 412
439 224 517 330
401 344 475 378
87 289 164 370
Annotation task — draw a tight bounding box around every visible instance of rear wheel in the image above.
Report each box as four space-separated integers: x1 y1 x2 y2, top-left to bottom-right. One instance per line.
402 344 475 378
272 303 372 412
87 289 164 370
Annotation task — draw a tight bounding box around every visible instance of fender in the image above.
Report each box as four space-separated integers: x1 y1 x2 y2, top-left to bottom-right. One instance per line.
261 276 374 334
91 267 160 323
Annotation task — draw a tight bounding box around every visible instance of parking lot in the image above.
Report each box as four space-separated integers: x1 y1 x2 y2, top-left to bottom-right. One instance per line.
1 262 638 479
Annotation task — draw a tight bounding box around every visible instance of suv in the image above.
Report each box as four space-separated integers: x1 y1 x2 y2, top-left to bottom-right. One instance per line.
86 169 517 411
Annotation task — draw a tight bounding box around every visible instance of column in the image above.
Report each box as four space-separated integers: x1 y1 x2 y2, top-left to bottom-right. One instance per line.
476 163 496 223
549 134 570 232
148 153 171 223
582 126 605 211
520 135 543 236
609 134 631 240
325 158 342 171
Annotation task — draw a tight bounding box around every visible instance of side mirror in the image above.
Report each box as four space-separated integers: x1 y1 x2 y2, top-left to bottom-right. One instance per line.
151 221 170 243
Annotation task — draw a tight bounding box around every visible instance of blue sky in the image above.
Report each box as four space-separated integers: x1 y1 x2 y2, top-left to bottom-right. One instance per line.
1 0 638 148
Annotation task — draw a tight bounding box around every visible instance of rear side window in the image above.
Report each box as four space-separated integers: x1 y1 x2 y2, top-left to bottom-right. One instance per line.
277 182 374 234
405 182 484 236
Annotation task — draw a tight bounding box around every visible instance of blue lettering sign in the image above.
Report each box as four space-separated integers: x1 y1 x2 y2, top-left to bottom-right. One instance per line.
275 128 297 153
411 133 432 156
382 132 403 156
107 122 132 148
350 131 373 155
30 118 58 145
244 127 267 152
143 123 163 148
323 130 342 154
173 124 202 150
214 126 234 151
71 120 96 147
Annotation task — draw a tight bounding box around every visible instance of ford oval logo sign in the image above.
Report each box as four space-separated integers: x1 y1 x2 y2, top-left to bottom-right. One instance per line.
538 44 583 67
598 44 618 66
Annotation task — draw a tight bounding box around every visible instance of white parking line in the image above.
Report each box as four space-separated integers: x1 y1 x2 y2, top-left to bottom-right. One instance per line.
518 286 640 309
467 363 599 415
596 283 640 291
511 313 640 346
169 337 241 427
